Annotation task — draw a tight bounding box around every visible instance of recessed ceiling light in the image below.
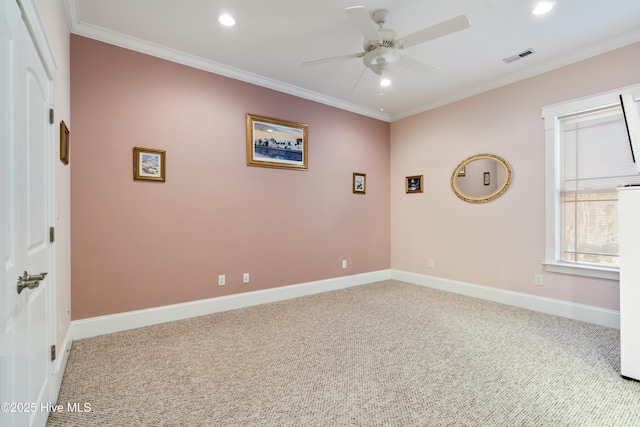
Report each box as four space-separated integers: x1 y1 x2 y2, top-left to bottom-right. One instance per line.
218 14 236 27
532 1 555 15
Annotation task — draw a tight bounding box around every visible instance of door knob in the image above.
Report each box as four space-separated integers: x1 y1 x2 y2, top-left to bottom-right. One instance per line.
17 271 47 294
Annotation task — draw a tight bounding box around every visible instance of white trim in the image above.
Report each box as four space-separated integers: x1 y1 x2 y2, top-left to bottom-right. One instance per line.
62 1 390 123
543 262 619 280
16 0 56 79
541 83 640 117
64 0 640 123
12 1 59 419
391 270 620 329
72 270 392 340
72 269 619 341
393 29 640 121
541 82 640 280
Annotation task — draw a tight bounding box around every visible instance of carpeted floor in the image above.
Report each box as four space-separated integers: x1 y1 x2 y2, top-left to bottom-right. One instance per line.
47 280 640 426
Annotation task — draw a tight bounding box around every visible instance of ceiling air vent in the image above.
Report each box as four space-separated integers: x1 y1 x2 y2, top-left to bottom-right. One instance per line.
503 48 535 64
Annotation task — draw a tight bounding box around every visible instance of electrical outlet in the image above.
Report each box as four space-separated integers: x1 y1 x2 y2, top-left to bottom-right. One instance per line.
534 274 543 286
243 273 249 283
218 275 225 286
428 259 434 269
342 260 347 269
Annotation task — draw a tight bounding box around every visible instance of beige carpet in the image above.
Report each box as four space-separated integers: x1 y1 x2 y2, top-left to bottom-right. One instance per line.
47 280 640 426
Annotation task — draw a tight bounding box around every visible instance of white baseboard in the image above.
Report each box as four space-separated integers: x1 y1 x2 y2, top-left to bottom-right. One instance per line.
71 269 619 341
72 269 393 340
391 269 620 329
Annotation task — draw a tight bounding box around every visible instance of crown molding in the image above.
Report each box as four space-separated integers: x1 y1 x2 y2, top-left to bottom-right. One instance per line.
392 27 640 121
64 0 390 122
64 0 640 123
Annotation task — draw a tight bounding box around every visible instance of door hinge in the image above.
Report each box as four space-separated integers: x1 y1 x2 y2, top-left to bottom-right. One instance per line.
51 345 56 361
49 227 55 243
49 108 54 124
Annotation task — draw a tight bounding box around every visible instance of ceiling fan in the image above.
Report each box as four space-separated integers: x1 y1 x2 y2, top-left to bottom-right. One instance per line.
303 6 470 90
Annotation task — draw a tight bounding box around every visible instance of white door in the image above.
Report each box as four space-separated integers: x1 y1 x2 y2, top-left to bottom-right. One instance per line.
1 0 54 426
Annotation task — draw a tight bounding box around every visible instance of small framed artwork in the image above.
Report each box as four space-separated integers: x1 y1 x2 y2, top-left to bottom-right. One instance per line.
406 175 424 193
133 147 166 182
484 172 490 186
60 121 69 165
353 172 366 194
457 166 465 177
246 113 308 170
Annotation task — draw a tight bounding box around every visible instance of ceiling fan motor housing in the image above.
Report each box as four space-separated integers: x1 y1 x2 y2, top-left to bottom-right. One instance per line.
362 27 400 75
363 28 397 51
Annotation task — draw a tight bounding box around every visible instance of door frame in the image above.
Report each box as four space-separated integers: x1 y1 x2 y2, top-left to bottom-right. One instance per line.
19 0 59 403
2 0 58 424
16 0 56 79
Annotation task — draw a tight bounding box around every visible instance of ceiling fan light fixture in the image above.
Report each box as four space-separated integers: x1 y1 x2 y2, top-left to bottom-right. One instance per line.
532 1 556 15
363 47 401 75
218 13 236 27
380 77 392 87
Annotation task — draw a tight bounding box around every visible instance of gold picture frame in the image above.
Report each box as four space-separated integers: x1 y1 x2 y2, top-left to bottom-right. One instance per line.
353 172 366 194
246 113 308 170
133 147 166 182
60 120 69 165
406 175 424 193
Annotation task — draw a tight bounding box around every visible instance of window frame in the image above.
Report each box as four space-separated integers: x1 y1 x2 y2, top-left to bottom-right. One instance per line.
541 83 640 281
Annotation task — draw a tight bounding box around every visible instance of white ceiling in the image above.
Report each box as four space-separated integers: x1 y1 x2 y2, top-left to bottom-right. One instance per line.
65 0 640 122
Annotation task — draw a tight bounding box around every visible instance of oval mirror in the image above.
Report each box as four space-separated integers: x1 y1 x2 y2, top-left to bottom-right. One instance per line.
452 154 512 203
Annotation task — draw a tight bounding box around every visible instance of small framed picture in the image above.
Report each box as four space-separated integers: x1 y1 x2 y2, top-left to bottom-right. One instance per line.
60 121 69 165
133 147 166 182
353 172 366 194
406 175 424 193
484 172 490 186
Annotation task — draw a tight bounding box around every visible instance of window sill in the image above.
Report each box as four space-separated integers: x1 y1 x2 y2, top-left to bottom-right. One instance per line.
543 262 619 281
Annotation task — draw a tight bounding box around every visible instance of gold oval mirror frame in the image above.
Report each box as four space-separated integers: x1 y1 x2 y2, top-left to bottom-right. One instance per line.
451 154 512 203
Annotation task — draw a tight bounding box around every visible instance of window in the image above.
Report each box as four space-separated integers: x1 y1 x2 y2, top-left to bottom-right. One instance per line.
542 84 640 280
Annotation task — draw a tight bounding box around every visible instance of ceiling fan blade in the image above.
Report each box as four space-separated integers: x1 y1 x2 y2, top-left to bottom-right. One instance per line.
397 15 470 49
398 55 442 75
302 52 364 67
345 6 381 42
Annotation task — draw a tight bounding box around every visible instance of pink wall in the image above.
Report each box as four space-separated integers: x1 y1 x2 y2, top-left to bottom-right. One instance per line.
70 36 390 320
391 42 640 311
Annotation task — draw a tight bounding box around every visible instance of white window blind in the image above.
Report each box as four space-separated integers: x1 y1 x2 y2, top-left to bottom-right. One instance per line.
560 105 640 267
